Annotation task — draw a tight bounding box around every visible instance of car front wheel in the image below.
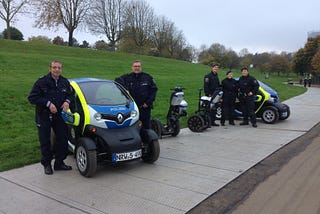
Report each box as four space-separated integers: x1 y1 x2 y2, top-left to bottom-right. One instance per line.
76 138 97 177
142 139 160 163
261 106 279 124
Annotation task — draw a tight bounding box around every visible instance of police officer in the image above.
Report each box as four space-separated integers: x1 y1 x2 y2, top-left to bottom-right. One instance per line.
238 67 259 128
115 60 158 129
28 61 73 175
220 70 237 126
204 64 220 126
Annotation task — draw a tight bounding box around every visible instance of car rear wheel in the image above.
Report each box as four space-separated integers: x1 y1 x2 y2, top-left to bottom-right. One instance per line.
279 104 290 120
150 118 162 138
76 138 97 177
261 106 279 124
142 139 160 163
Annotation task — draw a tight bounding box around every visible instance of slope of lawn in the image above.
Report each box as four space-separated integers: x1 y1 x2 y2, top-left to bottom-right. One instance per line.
0 39 306 171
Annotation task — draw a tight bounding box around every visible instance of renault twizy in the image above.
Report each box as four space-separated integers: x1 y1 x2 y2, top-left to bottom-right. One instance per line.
55 78 160 177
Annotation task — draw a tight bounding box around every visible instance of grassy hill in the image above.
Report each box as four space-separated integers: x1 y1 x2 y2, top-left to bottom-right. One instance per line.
0 39 306 171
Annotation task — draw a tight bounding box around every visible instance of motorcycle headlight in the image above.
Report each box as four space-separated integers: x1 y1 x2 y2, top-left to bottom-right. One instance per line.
94 113 102 121
131 110 138 118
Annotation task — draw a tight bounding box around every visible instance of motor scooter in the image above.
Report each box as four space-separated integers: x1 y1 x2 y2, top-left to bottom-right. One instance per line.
187 88 223 132
151 87 188 138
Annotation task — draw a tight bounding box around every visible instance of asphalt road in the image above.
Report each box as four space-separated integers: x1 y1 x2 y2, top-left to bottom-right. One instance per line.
188 122 320 214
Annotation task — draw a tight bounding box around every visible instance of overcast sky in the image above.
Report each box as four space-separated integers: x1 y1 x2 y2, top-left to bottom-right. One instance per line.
8 0 320 54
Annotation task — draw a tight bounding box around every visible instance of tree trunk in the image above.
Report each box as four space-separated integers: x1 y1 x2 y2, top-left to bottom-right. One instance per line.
6 21 11 40
68 29 74 46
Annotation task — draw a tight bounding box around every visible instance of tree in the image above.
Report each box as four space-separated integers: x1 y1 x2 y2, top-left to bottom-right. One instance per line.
28 35 51 43
123 0 155 54
52 36 64 45
79 40 89 48
0 0 28 39
292 36 320 75
87 0 125 51
94 40 112 51
151 16 172 57
270 55 290 76
311 50 320 74
32 0 91 46
2 26 23 40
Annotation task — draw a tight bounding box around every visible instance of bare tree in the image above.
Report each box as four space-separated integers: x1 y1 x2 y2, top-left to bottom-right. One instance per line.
123 0 155 54
32 0 91 46
0 0 28 39
151 15 172 57
87 0 125 51
167 25 185 58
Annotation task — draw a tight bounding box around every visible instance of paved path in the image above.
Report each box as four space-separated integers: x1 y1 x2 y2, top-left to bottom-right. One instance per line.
231 132 320 214
1 87 320 214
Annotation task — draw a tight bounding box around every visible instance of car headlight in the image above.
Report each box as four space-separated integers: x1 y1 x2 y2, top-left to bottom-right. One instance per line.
94 113 102 121
131 110 138 118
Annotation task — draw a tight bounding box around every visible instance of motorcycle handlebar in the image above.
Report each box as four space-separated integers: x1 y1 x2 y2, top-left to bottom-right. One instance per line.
170 86 185 91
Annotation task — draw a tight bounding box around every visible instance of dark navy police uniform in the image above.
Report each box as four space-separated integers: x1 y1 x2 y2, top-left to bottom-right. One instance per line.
221 77 238 125
28 73 72 167
238 74 259 125
204 71 220 125
115 72 158 129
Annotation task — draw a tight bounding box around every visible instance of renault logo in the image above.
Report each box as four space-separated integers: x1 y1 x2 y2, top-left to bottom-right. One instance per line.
117 113 123 123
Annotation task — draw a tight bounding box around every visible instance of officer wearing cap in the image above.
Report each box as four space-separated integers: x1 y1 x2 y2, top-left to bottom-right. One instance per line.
204 63 221 126
221 70 237 126
238 67 259 127
28 61 73 175
115 60 158 129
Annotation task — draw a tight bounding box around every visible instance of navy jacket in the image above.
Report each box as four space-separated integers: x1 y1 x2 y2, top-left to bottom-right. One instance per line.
28 73 72 113
238 74 259 96
115 72 158 108
204 72 220 96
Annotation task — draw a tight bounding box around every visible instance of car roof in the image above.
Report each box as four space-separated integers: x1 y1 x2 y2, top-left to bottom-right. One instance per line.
69 78 113 84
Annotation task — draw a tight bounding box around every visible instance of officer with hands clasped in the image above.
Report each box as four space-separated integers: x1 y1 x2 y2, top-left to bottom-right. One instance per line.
115 60 158 129
28 61 73 175
238 67 259 128
220 70 238 126
204 64 221 126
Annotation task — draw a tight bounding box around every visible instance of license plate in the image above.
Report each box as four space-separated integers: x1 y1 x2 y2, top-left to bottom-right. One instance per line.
282 112 288 117
112 149 142 162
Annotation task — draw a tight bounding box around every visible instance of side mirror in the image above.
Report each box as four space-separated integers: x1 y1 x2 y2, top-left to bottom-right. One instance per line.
61 109 80 126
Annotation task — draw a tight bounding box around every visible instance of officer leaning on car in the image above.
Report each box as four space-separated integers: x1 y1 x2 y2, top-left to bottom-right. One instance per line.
204 63 221 126
115 60 158 129
238 67 260 128
28 60 73 175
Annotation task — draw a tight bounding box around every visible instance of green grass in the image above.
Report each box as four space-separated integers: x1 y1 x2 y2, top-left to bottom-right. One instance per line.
0 39 306 171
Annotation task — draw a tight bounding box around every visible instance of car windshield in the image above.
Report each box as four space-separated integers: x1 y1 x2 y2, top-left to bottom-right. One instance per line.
78 81 131 106
258 80 275 93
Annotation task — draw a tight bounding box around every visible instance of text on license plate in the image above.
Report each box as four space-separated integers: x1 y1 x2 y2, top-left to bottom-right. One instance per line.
112 150 142 162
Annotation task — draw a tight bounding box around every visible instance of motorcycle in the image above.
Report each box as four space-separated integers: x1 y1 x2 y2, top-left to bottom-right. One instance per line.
187 88 223 132
151 87 188 138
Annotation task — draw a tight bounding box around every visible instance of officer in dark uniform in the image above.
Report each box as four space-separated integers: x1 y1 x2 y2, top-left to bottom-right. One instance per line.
115 60 158 129
221 70 237 126
204 64 220 126
28 61 73 175
238 67 259 127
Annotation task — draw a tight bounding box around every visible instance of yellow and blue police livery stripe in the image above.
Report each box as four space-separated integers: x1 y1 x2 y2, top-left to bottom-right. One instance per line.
88 102 136 129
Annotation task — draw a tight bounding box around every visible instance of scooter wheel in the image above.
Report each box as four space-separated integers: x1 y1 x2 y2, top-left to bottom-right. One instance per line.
170 119 180 137
187 114 205 132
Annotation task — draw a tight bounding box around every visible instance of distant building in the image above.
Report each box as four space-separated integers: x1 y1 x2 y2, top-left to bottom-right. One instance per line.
308 31 320 39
